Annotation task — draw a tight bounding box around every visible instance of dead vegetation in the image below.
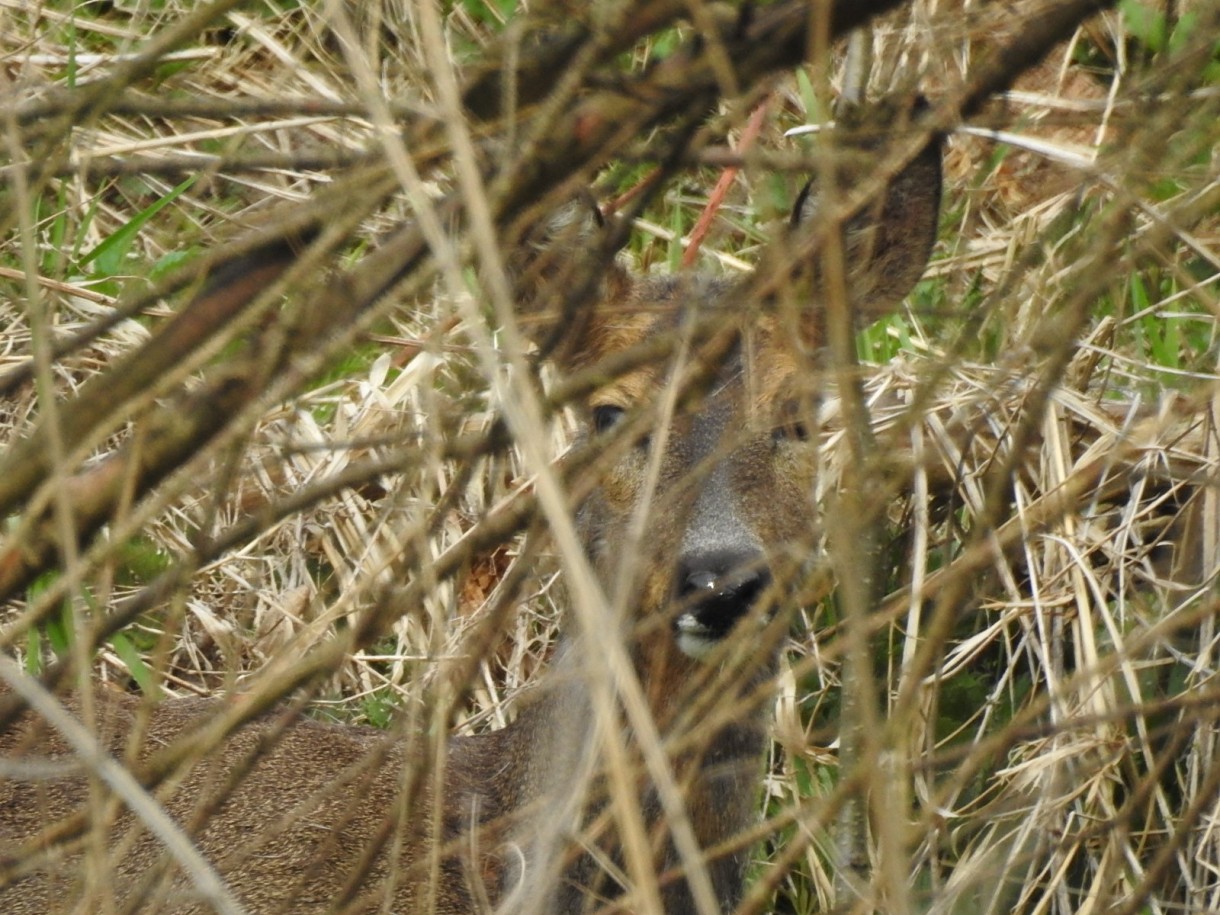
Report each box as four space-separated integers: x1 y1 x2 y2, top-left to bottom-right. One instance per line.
0 0 1218 912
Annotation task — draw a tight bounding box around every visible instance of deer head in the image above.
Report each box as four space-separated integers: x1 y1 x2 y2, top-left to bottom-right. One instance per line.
499 115 943 912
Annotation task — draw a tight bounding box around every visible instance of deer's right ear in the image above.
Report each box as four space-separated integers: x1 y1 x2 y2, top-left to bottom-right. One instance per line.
786 111 943 337
507 195 632 370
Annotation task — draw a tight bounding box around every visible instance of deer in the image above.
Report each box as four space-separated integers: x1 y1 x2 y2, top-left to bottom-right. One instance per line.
0 114 942 914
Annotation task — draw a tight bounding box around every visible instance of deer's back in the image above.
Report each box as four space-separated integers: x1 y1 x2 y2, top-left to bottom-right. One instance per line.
0 687 484 913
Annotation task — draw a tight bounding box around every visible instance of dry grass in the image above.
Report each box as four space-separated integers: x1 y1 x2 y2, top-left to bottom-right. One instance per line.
1 0 1218 912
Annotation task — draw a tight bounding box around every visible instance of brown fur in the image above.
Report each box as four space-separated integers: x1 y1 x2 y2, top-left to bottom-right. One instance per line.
0 124 942 913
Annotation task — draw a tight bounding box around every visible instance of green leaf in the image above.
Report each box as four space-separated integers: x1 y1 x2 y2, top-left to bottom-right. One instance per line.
24 628 42 676
79 175 198 277
1120 0 1167 53
109 631 160 698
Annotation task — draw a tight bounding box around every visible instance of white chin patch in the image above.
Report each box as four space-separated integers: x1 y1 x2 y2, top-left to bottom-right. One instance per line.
675 613 719 660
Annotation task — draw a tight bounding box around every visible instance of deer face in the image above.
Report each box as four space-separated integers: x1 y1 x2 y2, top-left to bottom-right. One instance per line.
573 277 820 666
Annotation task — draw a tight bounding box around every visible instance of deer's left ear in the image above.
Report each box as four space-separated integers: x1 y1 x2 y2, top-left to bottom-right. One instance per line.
790 107 943 328
506 195 634 370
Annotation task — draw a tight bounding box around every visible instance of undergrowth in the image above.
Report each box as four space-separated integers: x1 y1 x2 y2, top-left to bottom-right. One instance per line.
0 0 1217 912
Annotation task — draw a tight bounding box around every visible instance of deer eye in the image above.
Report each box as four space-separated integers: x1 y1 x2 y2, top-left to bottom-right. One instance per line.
592 404 627 435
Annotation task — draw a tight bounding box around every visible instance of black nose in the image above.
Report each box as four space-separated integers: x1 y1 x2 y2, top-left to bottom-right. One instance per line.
673 550 771 658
